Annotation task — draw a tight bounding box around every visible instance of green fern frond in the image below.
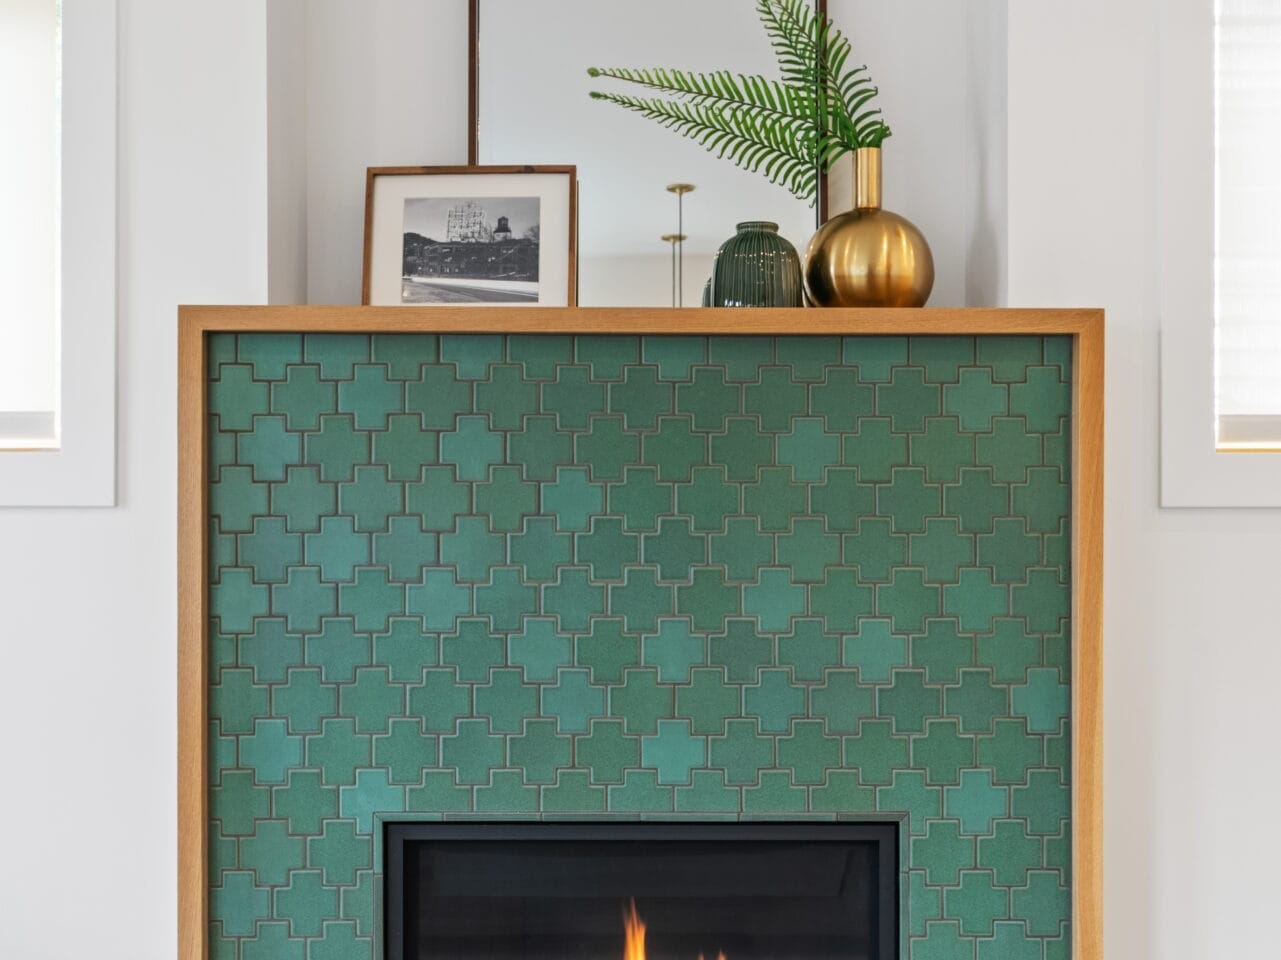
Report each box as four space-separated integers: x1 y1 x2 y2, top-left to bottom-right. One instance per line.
587 66 819 121
586 0 892 199
588 91 817 200
757 0 821 87
756 0 891 152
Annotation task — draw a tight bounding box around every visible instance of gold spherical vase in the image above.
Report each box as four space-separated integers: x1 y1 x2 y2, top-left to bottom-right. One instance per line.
804 147 935 308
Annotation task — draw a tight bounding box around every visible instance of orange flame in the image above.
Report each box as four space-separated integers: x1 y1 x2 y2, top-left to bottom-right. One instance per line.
624 901 725 960
623 900 646 960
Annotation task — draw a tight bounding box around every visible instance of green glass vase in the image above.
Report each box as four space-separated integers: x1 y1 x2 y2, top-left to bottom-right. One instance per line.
710 221 804 307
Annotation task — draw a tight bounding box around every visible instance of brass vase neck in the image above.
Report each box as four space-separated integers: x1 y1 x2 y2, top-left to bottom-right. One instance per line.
854 147 882 211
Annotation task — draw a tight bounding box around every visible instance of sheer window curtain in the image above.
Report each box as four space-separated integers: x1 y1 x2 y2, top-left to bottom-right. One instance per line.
1217 0 1281 446
0 0 59 447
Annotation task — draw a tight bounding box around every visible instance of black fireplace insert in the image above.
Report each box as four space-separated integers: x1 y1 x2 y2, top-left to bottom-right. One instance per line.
383 822 899 960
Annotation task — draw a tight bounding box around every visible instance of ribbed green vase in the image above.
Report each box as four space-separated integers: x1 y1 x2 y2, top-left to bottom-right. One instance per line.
710 221 804 308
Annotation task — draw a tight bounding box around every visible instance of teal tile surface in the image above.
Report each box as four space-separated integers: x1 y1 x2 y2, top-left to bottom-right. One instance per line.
208 333 1073 959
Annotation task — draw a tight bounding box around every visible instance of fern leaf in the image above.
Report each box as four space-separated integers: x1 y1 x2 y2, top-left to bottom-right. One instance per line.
587 91 816 200
757 0 820 86
587 65 815 124
586 0 890 190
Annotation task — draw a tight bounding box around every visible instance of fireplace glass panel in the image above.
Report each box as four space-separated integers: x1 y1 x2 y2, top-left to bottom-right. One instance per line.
384 823 898 960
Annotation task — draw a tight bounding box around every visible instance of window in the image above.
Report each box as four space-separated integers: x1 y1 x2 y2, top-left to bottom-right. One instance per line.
0 0 59 449
1216 0 1281 450
1160 0 1281 506
0 0 116 506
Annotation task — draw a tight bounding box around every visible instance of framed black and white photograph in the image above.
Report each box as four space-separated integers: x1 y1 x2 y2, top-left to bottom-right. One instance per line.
363 165 577 306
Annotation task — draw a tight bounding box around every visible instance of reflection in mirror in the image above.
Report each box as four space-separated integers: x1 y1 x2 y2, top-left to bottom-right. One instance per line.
475 0 821 307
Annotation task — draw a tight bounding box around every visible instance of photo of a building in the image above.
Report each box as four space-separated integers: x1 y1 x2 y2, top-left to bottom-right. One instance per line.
401 197 540 303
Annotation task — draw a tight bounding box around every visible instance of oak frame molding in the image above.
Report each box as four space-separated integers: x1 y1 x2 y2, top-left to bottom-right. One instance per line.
178 306 1104 959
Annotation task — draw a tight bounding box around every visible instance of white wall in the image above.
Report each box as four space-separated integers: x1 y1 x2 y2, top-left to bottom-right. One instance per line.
1 1 1279 958
964 0 1007 307
580 254 718 310
833 0 1008 307
303 0 468 304
0 0 269 956
268 0 308 305
1007 1 1281 957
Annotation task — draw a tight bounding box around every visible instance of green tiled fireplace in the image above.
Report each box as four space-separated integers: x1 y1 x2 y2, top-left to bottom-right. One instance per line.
205 330 1074 960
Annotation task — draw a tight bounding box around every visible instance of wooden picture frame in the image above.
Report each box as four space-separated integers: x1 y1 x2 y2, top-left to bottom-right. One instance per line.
362 165 578 307
179 306 1103 960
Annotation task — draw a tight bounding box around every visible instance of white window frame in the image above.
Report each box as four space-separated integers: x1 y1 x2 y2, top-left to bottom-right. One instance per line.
0 0 117 507
1160 0 1281 507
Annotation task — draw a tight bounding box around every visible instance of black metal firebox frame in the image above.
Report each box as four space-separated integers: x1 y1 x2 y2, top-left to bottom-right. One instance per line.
383 821 900 960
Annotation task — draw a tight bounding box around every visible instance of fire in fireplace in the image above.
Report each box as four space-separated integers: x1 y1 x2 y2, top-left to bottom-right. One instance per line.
383 822 899 960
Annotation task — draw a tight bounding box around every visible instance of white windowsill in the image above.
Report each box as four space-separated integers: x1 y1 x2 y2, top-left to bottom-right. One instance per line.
1218 415 1281 451
0 411 58 451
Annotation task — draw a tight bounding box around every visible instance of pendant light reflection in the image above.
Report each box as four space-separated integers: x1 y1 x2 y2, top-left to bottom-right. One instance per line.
666 183 695 306
661 234 687 308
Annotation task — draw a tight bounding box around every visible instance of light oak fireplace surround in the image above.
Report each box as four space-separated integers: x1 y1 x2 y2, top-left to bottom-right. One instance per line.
178 306 1102 960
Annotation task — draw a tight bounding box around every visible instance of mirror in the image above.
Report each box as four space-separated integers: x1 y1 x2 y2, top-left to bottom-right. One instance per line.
473 0 824 307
